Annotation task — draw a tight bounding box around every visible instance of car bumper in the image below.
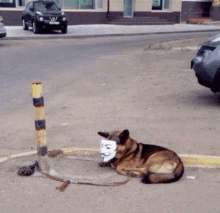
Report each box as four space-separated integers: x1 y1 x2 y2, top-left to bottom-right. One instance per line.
37 20 67 30
0 26 7 38
191 57 220 92
191 59 213 88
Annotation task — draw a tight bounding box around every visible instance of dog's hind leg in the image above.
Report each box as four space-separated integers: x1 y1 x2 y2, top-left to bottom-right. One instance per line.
141 162 184 184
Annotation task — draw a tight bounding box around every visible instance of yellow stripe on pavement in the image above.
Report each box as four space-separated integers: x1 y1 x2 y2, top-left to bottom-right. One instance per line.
1 148 220 168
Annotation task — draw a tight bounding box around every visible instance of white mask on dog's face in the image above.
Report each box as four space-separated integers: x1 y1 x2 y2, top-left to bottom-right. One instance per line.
100 138 117 162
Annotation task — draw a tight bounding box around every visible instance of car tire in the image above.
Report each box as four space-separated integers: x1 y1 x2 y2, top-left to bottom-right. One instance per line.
33 20 39 34
22 19 28 30
61 26 67 34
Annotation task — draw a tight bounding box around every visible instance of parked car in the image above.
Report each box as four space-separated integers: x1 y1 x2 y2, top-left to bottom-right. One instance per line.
0 16 6 38
191 34 220 93
22 1 68 34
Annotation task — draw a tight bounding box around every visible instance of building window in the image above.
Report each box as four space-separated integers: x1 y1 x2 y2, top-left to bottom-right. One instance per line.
50 0 103 9
62 0 79 9
51 0 63 8
17 0 26 6
163 0 169 9
152 0 170 10
80 0 94 9
96 0 103 8
0 0 12 2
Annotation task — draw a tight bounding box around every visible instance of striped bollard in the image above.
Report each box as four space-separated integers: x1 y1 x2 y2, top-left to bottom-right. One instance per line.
31 82 49 173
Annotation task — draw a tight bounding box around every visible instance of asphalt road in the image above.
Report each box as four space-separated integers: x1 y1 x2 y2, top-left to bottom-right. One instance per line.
1 32 220 213
1 153 220 213
1 32 220 159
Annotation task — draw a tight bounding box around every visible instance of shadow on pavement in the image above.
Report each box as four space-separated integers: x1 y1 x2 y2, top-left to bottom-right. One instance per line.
27 28 63 35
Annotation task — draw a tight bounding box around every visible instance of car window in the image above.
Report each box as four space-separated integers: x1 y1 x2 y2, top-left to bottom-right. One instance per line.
27 2 33 10
34 2 59 11
25 2 30 9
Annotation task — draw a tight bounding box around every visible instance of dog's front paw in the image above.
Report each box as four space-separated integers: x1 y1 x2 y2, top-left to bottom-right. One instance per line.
98 162 111 167
127 170 138 177
98 162 106 167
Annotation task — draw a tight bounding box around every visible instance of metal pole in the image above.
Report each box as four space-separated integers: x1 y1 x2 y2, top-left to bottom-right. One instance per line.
31 82 49 173
107 0 110 19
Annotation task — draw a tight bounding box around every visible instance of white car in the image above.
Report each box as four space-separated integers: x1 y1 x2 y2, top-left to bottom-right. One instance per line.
0 16 6 38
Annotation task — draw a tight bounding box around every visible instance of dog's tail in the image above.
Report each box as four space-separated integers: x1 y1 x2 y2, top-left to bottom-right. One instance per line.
141 162 184 184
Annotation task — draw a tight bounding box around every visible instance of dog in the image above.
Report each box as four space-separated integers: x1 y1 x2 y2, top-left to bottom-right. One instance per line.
98 129 184 183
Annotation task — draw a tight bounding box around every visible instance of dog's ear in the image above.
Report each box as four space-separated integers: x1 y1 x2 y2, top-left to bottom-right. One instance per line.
98 132 109 138
119 129 129 144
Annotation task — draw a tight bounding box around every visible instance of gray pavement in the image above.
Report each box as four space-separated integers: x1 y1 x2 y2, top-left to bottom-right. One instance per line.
3 23 220 40
1 152 220 213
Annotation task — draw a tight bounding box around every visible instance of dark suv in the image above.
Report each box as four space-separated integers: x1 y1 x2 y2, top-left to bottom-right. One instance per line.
22 1 68 34
191 34 220 93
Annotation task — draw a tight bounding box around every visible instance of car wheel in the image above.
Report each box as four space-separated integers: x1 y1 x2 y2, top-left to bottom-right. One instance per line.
61 26 67 34
33 20 39 34
22 19 28 30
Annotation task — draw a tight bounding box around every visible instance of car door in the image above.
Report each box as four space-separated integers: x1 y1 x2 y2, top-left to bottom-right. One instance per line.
27 2 34 26
22 2 30 23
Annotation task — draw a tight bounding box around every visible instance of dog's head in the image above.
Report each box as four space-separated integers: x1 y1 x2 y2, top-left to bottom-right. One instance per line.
98 129 133 160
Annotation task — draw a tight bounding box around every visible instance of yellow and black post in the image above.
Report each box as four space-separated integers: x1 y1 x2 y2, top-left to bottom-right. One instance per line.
31 82 49 173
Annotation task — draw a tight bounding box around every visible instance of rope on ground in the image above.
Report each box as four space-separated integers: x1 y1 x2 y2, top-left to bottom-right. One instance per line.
17 159 131 192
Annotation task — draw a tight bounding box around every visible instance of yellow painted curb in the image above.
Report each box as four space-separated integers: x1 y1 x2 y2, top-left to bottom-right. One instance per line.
61 147 100 155
1 147 220 168
179 154 220 168
0 151 37 163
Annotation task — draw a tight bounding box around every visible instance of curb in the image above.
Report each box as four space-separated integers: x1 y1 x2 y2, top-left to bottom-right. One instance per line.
2 29 220 40
179 153 220 168
1 147 220 168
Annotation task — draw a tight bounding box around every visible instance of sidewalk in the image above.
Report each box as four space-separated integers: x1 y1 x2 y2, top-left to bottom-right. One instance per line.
3 23 220 40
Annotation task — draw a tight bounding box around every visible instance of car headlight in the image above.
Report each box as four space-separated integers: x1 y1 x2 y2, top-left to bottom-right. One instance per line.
36 11 43 15
194 56 204 63
62 17 66 21
211 36 220 43
39 17 44 22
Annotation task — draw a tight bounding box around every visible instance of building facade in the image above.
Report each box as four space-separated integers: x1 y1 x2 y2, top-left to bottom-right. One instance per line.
0 0 182 25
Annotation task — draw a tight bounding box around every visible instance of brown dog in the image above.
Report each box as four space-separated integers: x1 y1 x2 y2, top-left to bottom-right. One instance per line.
98 129 184 183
